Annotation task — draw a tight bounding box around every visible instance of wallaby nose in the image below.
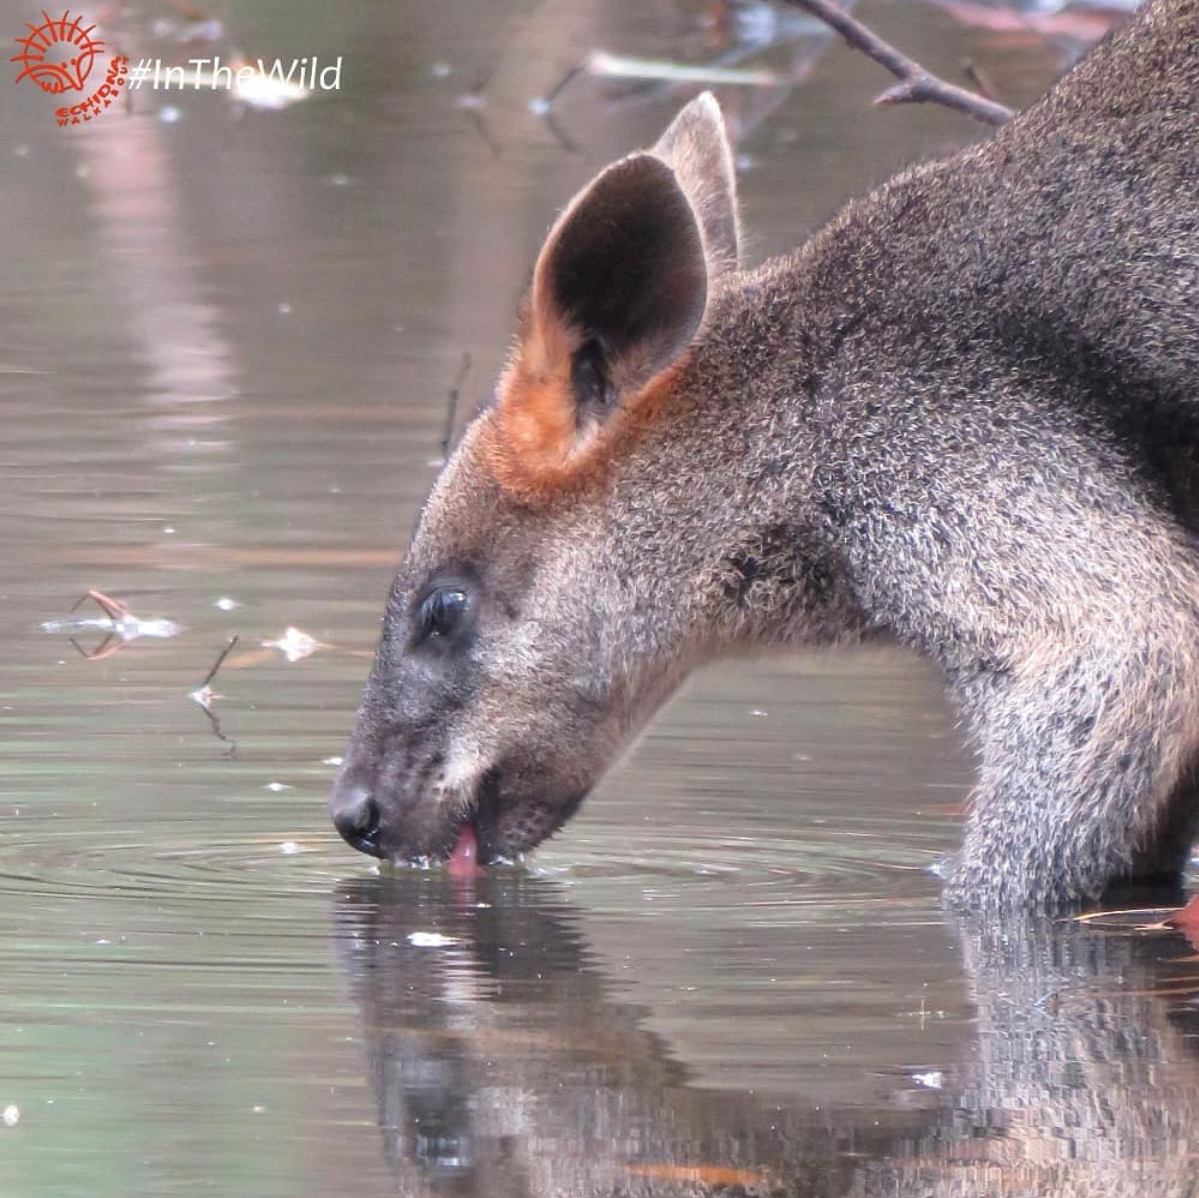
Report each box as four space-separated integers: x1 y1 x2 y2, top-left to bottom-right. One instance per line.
331 784 383 858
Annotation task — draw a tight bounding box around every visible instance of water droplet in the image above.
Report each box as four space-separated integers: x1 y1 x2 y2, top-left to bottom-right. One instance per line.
407 932 455 948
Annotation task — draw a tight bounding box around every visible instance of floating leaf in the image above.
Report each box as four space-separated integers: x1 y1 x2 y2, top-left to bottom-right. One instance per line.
1165 895 1199 951
262 626 326 662
624 1163 773 1186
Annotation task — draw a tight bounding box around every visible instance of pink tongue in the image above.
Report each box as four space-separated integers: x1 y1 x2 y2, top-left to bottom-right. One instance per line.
446 822 482 877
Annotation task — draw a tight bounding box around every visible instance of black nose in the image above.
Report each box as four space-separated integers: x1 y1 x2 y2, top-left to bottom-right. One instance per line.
331 784 383 857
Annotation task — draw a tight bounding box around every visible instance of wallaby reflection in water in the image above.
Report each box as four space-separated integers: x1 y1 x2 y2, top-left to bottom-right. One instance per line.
331 874 1199 1197
330 872 900 1197
853 893 1199 1198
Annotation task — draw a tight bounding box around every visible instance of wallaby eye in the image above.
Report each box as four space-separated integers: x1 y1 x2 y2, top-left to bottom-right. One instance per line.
418 587 468 640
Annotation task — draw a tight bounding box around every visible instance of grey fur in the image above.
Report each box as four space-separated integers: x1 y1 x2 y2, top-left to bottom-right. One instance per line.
332 0 1199 909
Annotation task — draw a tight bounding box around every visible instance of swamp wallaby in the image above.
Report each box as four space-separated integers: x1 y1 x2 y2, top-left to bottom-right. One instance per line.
331 0 1199 908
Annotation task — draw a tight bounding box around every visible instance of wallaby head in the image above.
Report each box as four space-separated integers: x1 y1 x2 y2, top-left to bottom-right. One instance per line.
330 94 763 867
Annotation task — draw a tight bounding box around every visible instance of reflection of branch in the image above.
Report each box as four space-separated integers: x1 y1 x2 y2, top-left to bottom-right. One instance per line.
459 69 502 158
191 636 239 755
70 632 118 660
197 701 237 755
533 62 584 115
775 0 1015 126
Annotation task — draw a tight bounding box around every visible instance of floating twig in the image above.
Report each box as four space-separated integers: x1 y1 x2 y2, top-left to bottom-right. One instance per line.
196 697 236 753
71 588 130 622
542 110 582 155
587 50 781 88
457 66 502 157
191 634 238 707
466 65 495 100
529 62 585 153
529 61 585 116
773 0 1015 126
440 351 472 461
69 633 119 661
200 634 239 693
191 635 240 755
962 58 1003 105
464 107 502 156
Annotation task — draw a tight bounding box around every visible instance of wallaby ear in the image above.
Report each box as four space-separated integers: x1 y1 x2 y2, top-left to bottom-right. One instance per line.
489 149 709 495
651 92 741 275
535 152 708 404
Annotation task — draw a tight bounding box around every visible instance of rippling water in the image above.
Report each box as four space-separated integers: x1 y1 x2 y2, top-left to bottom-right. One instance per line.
4 1 1195 1195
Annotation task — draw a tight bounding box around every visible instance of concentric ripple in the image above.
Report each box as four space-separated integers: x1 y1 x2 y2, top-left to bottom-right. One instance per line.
0 817 351 916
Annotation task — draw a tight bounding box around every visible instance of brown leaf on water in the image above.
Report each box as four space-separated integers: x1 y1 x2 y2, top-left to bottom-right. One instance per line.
624 1163 773 1187
1073 906 1179 933
1164 895 1199 951
1072 897 1199 986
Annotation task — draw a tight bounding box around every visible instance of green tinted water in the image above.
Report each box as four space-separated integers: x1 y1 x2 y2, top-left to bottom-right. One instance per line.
4 1 1194 1195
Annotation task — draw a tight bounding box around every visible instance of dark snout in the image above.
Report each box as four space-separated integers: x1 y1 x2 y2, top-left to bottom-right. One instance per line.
330 777 384 858
329 744 592 867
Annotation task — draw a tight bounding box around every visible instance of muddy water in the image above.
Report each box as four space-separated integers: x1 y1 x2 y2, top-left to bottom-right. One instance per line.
4 1 1195 1195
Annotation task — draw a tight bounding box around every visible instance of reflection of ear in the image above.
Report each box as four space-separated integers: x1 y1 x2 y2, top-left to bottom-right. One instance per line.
486 93 740 499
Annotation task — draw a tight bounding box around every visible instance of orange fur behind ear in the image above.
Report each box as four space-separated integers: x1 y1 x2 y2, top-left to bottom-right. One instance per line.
482 288 608 501
480 141 709 503
482 342 686 504
486 311 580 487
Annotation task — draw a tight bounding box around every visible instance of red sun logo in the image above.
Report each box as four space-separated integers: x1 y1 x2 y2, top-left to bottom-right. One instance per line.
12 9 105 94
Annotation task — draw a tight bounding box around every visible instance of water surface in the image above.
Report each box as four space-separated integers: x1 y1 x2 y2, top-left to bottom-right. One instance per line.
4 1 1194 1195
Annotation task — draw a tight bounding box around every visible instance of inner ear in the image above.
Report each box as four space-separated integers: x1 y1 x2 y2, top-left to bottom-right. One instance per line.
569 338 613 426
535 153 708 404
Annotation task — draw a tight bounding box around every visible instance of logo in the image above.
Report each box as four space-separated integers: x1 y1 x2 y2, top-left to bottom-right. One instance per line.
12 9 128 127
